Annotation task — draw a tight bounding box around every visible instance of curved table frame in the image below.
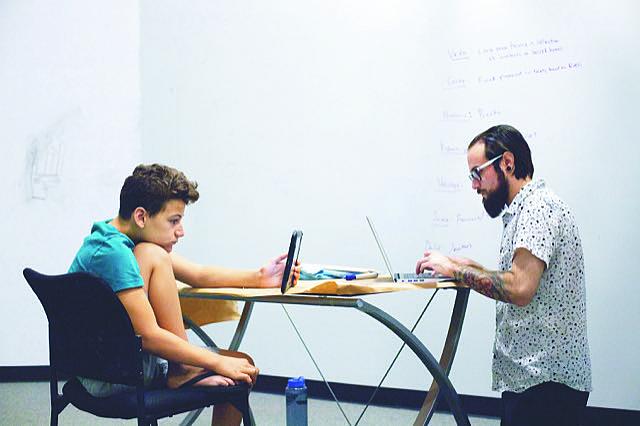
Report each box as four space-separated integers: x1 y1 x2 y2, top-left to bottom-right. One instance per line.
180 287 471 426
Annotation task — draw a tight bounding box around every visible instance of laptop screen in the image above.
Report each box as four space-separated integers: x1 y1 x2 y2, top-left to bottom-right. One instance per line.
366 216 397 280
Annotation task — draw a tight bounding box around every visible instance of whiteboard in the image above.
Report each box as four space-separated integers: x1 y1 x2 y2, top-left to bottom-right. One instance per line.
141 0 640 410
3 0 637 413
1 2 141 365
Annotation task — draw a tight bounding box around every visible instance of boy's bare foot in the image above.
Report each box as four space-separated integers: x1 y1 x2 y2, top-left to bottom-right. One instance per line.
167 366 235 389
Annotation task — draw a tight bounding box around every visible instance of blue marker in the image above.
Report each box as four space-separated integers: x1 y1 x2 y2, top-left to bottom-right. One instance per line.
344 272 378 281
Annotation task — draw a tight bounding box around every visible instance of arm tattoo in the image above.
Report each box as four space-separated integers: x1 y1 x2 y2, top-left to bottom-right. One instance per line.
453 266 512 303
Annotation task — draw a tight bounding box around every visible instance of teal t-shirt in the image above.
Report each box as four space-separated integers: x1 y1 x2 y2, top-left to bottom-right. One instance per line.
69 220 143 292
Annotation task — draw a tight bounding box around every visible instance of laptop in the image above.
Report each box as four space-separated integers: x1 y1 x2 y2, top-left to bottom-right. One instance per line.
366 216 442 283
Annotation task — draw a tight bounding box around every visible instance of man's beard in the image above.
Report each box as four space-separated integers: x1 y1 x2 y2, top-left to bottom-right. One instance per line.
482 168 509 218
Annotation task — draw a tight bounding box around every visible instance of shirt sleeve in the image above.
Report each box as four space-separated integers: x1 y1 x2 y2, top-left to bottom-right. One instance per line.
89 243 144 292
512 196 560 267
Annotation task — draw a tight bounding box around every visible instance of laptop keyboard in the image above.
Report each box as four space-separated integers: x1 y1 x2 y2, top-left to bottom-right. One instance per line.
396 271 437 280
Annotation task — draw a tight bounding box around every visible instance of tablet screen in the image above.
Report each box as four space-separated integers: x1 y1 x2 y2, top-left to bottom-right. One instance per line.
281 230 303 294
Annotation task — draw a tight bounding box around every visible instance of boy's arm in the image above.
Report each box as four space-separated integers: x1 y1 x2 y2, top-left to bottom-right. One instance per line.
171 252 298 289
116 287 256 383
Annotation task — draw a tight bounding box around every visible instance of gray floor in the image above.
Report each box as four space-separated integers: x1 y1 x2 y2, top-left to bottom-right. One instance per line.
0 381 499 425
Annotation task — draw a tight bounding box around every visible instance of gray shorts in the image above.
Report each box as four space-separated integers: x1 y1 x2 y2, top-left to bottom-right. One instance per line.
78 352 169 397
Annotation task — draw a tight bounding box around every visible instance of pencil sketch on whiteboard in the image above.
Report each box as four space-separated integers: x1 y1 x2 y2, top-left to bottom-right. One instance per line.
25 111 82 200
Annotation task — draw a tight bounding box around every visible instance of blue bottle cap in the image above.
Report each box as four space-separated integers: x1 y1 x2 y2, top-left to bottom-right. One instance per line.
287 376 306 388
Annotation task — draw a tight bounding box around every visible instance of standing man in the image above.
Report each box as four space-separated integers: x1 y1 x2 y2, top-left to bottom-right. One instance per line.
416 125 591 425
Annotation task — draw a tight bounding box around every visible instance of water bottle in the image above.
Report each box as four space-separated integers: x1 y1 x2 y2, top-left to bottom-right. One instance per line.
285 376 308 426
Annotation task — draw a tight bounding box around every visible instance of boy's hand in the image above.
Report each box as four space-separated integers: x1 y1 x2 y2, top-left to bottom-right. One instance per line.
257 254 301 288
215 355 259 385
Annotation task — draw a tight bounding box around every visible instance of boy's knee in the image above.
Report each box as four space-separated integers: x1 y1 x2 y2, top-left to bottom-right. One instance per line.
219 349 255 366
134 242 171 267
237 351 255 366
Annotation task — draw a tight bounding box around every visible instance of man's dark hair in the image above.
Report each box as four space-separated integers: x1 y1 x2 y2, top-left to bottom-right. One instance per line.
468 124 534 179
118 164 200 219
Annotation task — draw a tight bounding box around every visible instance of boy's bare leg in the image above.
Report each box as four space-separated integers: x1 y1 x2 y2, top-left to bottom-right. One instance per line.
134 243 201 384
134 243 248 425
211 350 256 426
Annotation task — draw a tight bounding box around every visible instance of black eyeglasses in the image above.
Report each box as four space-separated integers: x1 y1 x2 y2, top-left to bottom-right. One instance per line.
468 154 503 182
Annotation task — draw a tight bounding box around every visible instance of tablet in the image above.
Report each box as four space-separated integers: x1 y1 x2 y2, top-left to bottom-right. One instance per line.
281 230 303 294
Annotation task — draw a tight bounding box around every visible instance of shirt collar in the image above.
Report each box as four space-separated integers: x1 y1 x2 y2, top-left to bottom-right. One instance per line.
91 219 135 248
502 179 545 221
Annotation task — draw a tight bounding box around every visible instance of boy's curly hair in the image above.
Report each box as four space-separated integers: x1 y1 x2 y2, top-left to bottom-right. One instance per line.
118 164 199 218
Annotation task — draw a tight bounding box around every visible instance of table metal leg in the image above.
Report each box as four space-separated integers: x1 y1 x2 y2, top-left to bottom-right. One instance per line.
356 293 471 426
180 315 214 426
183 315 218 349
413 288 470 425
229 301 254 350
227 301 256 425
180 291 470 425
181 303 256 426
180 407 204 426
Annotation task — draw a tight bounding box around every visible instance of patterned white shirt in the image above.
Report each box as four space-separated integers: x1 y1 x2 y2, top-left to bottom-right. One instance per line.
493 179 592 393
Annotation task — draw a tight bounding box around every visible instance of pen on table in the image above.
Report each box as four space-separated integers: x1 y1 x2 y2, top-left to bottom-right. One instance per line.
344 272 378 281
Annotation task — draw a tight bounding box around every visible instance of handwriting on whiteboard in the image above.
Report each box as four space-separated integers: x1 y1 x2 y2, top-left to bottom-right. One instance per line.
446 37 583 89
476 38 564 62
432 211 486 228
423 239 474 255
478 62 582 84
441 108 502 123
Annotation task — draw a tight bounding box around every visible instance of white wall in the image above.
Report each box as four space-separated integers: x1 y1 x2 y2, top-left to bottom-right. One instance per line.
140 0 640 411
0 2 141 363
2 0 638 414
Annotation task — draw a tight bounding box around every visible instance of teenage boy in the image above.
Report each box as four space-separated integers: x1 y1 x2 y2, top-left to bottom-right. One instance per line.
69 163 300 425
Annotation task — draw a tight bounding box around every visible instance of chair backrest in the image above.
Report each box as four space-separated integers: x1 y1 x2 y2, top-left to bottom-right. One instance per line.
23 268 143 386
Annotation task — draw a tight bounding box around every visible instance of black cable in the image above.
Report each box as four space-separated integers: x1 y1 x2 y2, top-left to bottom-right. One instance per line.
354 289 440 425
282 304 354 426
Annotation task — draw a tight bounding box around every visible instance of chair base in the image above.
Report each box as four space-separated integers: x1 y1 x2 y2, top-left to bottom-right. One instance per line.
62 377 252 424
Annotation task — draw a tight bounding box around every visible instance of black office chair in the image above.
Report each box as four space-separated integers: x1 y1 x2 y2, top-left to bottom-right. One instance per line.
23 268 252 426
